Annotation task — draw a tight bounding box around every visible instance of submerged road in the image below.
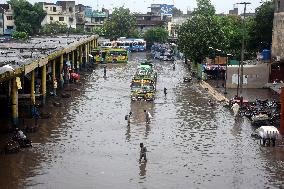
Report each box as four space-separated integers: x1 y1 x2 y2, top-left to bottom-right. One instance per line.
1 52 284 189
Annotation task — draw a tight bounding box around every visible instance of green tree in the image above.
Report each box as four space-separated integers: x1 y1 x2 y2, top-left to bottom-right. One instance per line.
93 27 105 36
102 7 136 40
8 0 46 35
177 0 224 63
247 0 274 51
218 15 243 58
143 27 168 47
40 21 68 35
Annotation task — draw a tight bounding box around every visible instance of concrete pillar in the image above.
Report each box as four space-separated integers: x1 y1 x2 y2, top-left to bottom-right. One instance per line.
41 64 47 105
86 43 89 63
80 45 83 67
76 48 80 72
11 78 18 126
95 39 98 48
72 51 75 70
52 59 57 95
30 70 35 106
52 59 56 81
60 55 64 88
280 88 284 135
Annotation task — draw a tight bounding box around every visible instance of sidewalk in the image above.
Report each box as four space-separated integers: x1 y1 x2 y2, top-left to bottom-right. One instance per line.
200 79 280 102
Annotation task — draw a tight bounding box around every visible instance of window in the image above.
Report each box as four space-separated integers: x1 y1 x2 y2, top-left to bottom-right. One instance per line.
59 17 64 21
278 1 281 12
6 16 13 20
50 16 53 21
53 7 56 12
69 7 73 12
7 26 13 29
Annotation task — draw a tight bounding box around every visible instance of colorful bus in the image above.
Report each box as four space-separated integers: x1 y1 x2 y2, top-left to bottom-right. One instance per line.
105 48 128 63
131 61 157 101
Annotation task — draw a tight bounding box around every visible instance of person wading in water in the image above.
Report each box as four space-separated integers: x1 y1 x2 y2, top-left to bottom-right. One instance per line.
144 110 152 124
164 87 167 96
139 143 147 162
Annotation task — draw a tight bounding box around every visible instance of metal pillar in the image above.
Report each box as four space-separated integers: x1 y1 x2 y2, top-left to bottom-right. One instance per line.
41 64 47 104
280 88 284 135
11 78 18 126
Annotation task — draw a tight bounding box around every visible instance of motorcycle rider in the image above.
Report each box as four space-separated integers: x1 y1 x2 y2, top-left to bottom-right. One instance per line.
15 128 27 140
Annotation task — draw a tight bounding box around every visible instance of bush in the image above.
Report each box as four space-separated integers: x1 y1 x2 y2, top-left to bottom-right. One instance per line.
12 31 28 40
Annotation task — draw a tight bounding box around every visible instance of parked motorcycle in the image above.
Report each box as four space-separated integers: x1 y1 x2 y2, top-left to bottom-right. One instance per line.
4 139 20 154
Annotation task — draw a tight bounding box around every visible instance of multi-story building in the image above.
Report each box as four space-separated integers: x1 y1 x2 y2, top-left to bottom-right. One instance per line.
169 15 190 38
135 13 166 33
271 0 284 81
88 10 108 32
229 4 238 15
0 4 15 35
75 4 87 30
41 1 76 29
75 4 108 32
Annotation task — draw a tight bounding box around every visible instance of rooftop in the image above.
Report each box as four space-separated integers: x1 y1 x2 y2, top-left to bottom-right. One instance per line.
0 35 96 77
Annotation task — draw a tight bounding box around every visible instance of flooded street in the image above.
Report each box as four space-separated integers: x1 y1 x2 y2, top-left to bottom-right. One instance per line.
1 52 284 189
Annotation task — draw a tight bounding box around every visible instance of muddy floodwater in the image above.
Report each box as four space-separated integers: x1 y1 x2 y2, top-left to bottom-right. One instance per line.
1 52 284 189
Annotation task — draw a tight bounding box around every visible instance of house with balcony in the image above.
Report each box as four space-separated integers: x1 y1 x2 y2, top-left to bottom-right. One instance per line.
41 1 76 29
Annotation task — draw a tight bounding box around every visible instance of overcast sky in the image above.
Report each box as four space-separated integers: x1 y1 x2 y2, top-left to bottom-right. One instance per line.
2 0 264 14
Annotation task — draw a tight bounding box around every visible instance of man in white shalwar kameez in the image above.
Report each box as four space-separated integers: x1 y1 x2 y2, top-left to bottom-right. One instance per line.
231 102 240 117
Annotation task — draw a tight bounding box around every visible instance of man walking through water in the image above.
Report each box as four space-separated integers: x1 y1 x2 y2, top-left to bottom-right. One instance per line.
231 102 240 118
144 110 152 124
125 112 132 126
103 65 107 77
164 87 167 96
139 143 147 162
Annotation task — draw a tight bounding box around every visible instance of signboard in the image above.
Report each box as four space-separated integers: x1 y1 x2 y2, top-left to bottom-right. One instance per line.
232 74 248 85
132 79 152 83
93 12 107 18
160 4 174 17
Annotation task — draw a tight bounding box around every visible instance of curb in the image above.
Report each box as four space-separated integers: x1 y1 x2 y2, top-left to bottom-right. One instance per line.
200 81 229 103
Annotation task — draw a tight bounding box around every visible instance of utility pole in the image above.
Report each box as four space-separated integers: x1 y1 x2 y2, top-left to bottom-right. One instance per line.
238 2 251 97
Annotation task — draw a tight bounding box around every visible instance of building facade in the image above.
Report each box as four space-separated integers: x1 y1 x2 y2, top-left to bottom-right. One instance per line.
0 4 15 35
135 13 166 33
271 0 284 81
41 1 76 28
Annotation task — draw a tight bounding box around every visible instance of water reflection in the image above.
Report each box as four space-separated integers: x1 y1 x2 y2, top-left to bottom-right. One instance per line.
139 161 147 178
130 102 154 125
125 125 131 142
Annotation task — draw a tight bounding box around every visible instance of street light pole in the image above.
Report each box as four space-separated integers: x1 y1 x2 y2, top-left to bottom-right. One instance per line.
238 2 251 98
216 49 221 88
224 54 232 94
